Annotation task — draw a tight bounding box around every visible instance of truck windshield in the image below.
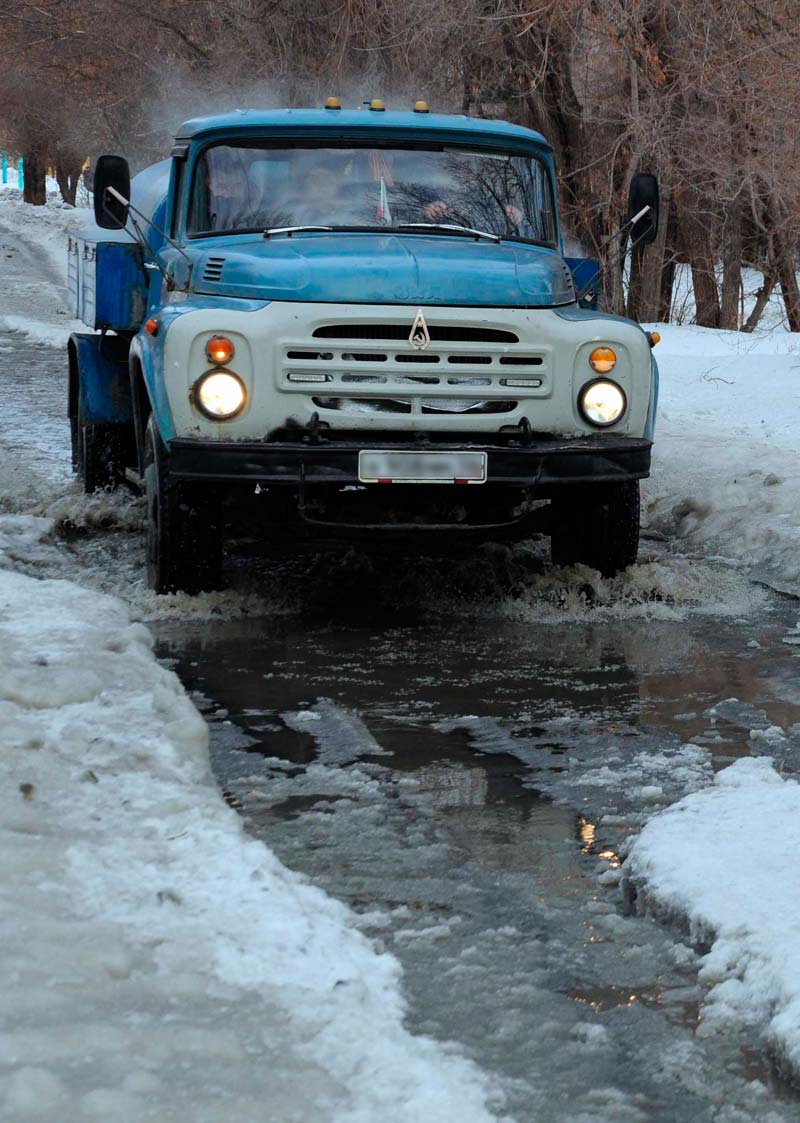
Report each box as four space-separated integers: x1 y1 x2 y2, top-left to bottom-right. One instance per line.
187 143 557 245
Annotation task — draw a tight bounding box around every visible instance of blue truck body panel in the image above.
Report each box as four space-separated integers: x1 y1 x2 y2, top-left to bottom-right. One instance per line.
564 257 599 309
71 333 132 425
67 231 147 331
188 234 576 307
174 109 552 150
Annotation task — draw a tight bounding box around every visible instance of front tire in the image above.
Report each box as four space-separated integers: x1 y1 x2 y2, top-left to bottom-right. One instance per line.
143 416 222 594
550 480 640 577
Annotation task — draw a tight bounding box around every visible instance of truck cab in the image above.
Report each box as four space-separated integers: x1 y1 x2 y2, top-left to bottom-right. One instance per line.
68 103 658 593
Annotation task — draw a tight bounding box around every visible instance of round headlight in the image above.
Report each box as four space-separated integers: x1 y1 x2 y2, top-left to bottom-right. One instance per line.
589 346 617 374
579 379 626 427
195 371 246 420
206 336 235 365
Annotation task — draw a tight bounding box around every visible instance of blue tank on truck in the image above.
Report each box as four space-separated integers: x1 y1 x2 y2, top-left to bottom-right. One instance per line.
67 102 660 593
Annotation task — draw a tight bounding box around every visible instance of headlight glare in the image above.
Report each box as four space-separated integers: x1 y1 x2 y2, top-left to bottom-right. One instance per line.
579 379 626 427
589 346 617 373
195 371 246 420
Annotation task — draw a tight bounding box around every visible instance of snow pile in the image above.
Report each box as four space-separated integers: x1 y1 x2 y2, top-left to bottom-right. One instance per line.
0 514 54 569
0 192 90 347
0 562 504 1122
624 757 800 1080
0 193 90 281
644 324 800 595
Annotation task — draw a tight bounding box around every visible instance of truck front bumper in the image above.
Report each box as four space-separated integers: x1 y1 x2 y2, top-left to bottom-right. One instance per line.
167 435 651 487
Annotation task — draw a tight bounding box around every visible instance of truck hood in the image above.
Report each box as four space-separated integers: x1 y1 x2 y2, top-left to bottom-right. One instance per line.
188 233 575 308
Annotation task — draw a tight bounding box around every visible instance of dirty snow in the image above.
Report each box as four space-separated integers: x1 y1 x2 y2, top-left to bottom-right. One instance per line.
624 756 800 1083
0 188 89 345
0 552 506 1122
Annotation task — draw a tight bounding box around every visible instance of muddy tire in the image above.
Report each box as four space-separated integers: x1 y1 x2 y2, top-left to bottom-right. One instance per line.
550 480 640 577
143 415 222 594
73 398 124 493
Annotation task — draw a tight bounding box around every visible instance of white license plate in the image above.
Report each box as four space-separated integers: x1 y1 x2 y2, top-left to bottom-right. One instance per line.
358 450 487 484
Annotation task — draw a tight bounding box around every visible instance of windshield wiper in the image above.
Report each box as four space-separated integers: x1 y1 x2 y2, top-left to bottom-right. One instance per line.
397 222 500 244
263 225 333 238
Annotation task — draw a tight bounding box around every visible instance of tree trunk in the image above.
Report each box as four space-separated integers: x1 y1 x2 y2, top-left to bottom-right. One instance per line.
55 158 84 206
676 193 720 327
658 252 676 322
719 198 744 330
22 147 47 205
741 272 776 333
605 248 626 316
772 229 800 332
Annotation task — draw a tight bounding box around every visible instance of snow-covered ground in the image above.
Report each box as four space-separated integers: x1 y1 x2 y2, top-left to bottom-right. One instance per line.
643 324 800 595
0 525 505 1122
624 752 800 1083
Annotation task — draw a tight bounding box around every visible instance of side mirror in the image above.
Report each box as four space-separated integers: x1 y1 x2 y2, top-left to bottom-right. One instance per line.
628 173 659 245
93 154 131 229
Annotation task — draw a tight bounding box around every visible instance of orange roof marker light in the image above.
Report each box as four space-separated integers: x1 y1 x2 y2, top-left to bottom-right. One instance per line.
325 96 341 110
369 98 386 112
647 330 661 347
145 317 159 336
413 101 430 113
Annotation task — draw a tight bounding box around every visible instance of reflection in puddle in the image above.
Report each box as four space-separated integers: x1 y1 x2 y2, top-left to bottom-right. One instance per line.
153 591 800 1122
567 983 701 1029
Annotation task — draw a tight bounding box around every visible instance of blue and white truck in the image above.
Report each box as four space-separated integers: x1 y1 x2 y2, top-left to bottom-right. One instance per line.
67 100 659 592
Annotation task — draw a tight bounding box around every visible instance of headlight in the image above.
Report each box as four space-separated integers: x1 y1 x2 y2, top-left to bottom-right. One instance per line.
589 346 617 373
579 379 626 427
194 371 246 420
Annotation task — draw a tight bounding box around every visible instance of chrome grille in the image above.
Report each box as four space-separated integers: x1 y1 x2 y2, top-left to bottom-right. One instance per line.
313 324 519 343
281 315 548 421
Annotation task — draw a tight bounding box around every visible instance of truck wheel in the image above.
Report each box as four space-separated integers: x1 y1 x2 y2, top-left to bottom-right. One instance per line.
72 399 124 494
143 416 222 594
550 480 640 577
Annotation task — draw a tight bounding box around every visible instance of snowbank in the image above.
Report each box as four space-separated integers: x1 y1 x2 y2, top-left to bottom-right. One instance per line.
0 547 504 1122
624 756 800 1080
644 324 800 594
0 192 89 346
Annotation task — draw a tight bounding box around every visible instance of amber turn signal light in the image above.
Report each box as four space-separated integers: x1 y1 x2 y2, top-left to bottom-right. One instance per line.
589 346 617 373
647 331 661 347
145 318 158 336
206 336 235 365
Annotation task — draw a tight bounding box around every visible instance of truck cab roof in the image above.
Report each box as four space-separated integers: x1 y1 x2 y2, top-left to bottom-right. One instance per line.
174 108 551 153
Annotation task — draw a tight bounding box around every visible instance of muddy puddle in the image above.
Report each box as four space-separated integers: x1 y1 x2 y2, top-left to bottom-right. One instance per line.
153 581 800 1123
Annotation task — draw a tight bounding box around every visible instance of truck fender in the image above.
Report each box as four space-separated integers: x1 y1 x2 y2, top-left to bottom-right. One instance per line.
644 354 659 441
128 350 153 477
129 333 176 475
68 333 133 426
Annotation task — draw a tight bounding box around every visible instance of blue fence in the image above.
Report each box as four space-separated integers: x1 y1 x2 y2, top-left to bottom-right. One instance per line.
0 152 23 187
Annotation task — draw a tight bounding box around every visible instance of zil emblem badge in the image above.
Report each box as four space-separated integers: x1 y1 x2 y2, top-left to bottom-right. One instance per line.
409 308 431 351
